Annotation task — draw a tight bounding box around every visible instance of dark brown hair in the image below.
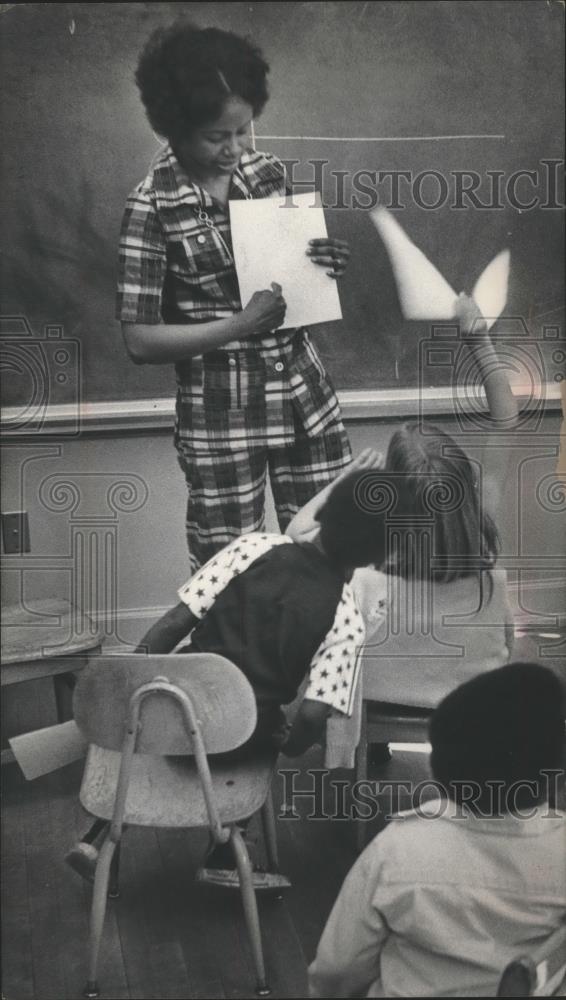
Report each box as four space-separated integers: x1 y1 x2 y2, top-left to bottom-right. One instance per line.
135 22 269 143
384 422 500 592
430 662 564 811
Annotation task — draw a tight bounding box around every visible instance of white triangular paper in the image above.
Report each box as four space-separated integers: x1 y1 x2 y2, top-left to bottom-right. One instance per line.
371 207 458 320
9 720 88 780
472 249 510 330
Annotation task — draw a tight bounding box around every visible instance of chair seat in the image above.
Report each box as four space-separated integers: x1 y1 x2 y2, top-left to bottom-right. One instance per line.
80 744 277 827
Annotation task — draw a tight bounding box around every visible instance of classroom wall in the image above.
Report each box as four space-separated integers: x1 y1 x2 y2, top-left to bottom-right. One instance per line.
1 1 564 743
2 408 565 745
2 411 565 644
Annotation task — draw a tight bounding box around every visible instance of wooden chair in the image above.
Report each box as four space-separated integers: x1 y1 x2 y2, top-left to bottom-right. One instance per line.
73 653 280 999
498 923 566 996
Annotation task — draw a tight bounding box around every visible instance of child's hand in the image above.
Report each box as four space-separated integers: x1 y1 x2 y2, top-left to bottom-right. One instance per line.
337 447 384 482
351 447 384 471
306 238 351 278
271 720 292 753
455 292 488 338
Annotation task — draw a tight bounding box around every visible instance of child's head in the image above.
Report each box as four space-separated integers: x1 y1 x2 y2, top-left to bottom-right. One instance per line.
430 662 564 814
316 469 390 570
135 22 269 149
385 421 499 583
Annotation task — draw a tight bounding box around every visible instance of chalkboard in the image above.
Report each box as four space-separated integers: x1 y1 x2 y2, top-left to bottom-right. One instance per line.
1 1 563 408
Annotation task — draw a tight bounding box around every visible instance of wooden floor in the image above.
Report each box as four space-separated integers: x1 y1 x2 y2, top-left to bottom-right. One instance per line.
3 632 562 999
1 740 431 1000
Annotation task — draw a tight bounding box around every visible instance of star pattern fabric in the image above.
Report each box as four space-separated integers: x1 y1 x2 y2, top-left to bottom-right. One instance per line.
304 581 365 715
178 533 366 717
178 532 292 618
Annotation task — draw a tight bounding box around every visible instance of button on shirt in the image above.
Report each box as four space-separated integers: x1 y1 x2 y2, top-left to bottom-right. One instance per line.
177 533 365 715
116 145 344 450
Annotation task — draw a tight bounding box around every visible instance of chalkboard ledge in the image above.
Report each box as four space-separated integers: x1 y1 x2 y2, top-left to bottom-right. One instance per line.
1 385 562 437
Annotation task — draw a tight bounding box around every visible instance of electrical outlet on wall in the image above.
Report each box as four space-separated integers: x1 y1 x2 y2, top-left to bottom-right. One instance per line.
1 512 31 554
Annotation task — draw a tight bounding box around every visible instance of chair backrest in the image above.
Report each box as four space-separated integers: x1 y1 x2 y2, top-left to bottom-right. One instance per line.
498 924 566 997
73 653 257 755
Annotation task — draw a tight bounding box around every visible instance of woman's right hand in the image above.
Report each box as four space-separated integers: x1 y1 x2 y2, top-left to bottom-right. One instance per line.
240 282 287 335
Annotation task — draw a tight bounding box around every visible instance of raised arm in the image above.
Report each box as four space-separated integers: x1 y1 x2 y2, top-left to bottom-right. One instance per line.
455 292 519 521
455 292 518 428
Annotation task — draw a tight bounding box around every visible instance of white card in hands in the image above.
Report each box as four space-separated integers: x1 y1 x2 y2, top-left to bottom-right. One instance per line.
229 192 343 330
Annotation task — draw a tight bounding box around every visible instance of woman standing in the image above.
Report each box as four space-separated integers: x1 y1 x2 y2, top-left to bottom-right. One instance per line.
117 22 352 571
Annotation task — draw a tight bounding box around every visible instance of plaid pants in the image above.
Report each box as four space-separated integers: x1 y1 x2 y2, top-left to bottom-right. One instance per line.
177 422 352 572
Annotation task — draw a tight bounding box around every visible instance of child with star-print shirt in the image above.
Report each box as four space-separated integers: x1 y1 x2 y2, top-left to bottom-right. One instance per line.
137 465 389 759
65 466 388 886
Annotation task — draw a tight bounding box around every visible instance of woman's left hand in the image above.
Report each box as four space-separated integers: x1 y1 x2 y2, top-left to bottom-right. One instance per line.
306 238 351 278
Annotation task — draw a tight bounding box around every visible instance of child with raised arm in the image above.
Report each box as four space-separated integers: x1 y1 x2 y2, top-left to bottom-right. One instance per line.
308 662 566 998
287 293 518 724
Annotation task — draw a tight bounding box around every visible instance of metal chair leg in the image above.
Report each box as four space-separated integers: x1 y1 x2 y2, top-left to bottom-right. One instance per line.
230 827 271 998
355 702 369 854
83 835 117 998
83 819 108 846
260 791 279 872
53 671 76 722
108 841 121 900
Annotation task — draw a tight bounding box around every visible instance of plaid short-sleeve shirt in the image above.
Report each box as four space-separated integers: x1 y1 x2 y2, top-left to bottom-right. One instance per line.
116 145 345 450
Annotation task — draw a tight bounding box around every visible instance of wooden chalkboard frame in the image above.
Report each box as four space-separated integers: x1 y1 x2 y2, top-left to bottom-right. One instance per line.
1 384 561 438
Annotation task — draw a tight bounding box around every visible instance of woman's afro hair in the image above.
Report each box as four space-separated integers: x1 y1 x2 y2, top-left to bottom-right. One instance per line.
135 22 270 143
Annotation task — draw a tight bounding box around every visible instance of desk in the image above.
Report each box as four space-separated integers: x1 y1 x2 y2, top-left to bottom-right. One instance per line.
1 598 103 765
355 630 566 850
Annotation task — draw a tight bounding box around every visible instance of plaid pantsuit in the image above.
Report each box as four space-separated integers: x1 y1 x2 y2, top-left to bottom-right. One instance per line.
117 145 352 571
176 422 351 570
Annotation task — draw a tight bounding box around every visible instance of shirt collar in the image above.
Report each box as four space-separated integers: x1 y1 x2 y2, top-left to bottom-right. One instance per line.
234 152 267 195
396 796 565 835
151 143 258 208
151 143 201 207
